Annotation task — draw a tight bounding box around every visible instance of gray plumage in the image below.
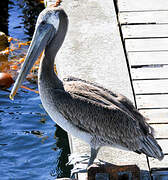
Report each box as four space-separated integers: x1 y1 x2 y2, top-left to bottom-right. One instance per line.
10 7 164 166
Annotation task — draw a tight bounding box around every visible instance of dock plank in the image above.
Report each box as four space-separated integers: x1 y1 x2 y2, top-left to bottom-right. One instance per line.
118 0 168 12
133 79 168 94
158 139 168 154
151 124 168 139
131 67 168 80
125 38 168 52
117 0 168 170
128 51 168 66
119 11 168 25
122 24 168 38
149 156 168 168
136 94 168 109
139 109 168 124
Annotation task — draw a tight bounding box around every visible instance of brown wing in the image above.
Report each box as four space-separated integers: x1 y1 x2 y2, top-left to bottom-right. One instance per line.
64 77 153 135
46 77 146 150
49 77 163 159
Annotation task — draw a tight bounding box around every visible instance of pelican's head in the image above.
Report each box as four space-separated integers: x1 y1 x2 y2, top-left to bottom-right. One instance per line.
10 7 68 100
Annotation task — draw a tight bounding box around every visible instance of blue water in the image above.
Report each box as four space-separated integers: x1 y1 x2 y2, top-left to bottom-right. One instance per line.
0 0 71 179
8 0 44 41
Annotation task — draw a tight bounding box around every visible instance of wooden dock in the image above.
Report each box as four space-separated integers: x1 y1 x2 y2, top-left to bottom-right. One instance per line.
117 0 168 170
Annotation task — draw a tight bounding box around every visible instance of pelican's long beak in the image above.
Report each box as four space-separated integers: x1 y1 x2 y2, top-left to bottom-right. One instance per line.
10 23 55 100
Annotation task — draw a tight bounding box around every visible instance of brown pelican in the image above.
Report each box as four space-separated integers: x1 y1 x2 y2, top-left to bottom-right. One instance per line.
10 7 164 167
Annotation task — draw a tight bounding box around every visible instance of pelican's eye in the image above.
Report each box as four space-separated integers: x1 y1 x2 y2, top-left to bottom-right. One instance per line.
41 21 46 26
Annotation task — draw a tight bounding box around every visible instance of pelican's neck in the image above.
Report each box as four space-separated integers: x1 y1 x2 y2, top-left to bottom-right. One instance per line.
38 12 68 91
38 51 63 90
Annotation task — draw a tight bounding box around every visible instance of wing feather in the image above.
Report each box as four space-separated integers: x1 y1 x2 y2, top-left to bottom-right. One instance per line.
50 77 163 159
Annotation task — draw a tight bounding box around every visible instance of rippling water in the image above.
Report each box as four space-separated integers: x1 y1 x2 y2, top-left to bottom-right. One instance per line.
0 0 71 179
0 84 70 179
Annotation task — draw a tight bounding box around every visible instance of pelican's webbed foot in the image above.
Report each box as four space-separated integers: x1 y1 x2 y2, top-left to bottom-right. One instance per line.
67 148 100 178
67 153 90 178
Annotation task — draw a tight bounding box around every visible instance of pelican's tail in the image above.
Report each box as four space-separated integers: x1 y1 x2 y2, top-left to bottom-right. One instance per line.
140 134 164 160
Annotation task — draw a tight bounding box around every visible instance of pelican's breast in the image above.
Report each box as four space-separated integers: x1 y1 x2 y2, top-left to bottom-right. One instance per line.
39 87 92 145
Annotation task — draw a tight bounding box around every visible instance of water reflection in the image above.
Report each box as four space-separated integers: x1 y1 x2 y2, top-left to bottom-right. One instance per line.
0 82 71 179
0 1 8 34
55 124 72 178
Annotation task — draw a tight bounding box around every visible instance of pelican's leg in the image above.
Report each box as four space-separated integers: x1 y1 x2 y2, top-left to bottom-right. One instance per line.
70 147 100 178
88 147 100 167
67 153 90 166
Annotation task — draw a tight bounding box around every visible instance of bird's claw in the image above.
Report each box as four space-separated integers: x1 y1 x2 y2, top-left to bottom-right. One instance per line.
67 153 90 166
70 167 87 178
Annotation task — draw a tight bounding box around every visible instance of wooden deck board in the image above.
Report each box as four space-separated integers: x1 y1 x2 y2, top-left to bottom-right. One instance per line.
158 139 168 154
158 140 168 154
140 109 168 124
128 51 168 66
118 0 168 12
122 24 168 38
119 11 168 25
136 94 168 109
131 67 168 80
150 124 168 139
117 0 168 171
125 38 168 52
149 156 168 168
133 79 168 94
